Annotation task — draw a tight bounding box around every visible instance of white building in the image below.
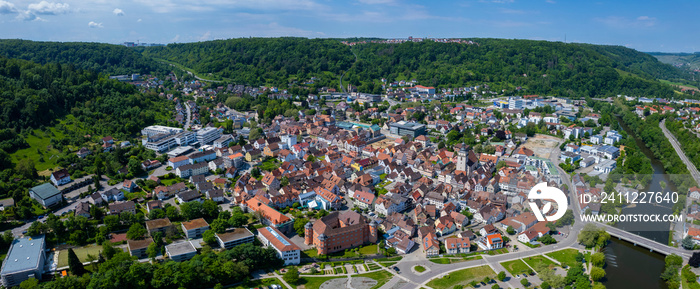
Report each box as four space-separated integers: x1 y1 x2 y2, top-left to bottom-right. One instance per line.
165 241 197 262
0 235 46 288
141 125 183 137
174 131 197 146
196 127 223 145
257 226 301 265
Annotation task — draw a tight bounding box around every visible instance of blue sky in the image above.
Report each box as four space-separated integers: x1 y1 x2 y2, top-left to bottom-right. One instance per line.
0 0 698 52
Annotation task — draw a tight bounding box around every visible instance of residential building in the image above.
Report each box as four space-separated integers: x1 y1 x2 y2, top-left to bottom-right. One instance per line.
213 135 234 148
75 202 91 218
182 218 209 239
257 226 301 265
216 228 255 250
50 169 71 187
422 232 440 257
145 218 174 236
176 190 202 203
176 162 209 178
127 238 153 259
108 201 136 215
188 150 217 164
165 242 197 262
444 237 471 254
168 156 191 169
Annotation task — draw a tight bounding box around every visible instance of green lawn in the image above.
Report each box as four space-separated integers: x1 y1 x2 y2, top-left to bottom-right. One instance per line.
378 261 398 268
358 244 378 255
58 245 103 268
426 265 495 289
355 270 394 289
546 249 581 267
415 265 426 272
500 259 531 276
373 256 402 262
522 255 557 271
302 249 318 259
299 276 346 289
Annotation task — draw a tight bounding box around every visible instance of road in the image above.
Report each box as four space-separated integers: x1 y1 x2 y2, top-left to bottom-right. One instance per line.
659 118 699 246
11 177 122 237
660 119 700 185
184 102 192 130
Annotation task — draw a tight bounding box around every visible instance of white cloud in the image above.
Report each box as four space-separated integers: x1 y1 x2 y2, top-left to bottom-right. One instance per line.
88 21 103 28
137 18 142 22
15 10 43 21
113 8 123 16
28 1 71 15
0 0 16 14
171 34 180 42
198 31 211 41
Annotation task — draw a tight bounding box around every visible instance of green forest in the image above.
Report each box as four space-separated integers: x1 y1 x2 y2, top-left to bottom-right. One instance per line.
0 40 168 75
142 37 698 98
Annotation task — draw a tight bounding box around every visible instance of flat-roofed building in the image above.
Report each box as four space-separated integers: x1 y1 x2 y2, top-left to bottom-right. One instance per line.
216 228 254 250
181 218 209 239
196 127 223 145
389 121 426 138
165 242 197 262
0 235 46 288
141 125 183 137
257 226 301 265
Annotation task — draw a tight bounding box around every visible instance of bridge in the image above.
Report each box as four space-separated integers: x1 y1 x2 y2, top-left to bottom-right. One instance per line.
595 222 691 258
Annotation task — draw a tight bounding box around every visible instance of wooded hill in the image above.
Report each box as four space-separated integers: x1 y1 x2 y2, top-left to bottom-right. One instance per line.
141 37 698 98
0 40 168 75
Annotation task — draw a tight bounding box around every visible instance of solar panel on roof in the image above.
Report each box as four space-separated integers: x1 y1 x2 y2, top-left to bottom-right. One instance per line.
265 227 290 246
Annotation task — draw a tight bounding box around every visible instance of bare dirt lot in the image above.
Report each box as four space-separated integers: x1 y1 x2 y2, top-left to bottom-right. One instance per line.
522 134 563 158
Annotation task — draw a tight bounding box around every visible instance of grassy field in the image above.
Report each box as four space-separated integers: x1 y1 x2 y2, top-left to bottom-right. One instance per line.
426 265 495 289
58 245 103 268
358 244 378 255
522 255 557 271
12 128 66 173
500 259 531 276
355 270 394 289
545 249 581 267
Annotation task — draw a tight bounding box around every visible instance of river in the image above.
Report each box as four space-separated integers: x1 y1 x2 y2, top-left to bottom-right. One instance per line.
600 117 675 289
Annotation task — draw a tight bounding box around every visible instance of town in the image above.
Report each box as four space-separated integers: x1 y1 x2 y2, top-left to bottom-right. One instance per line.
3 67 700 289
